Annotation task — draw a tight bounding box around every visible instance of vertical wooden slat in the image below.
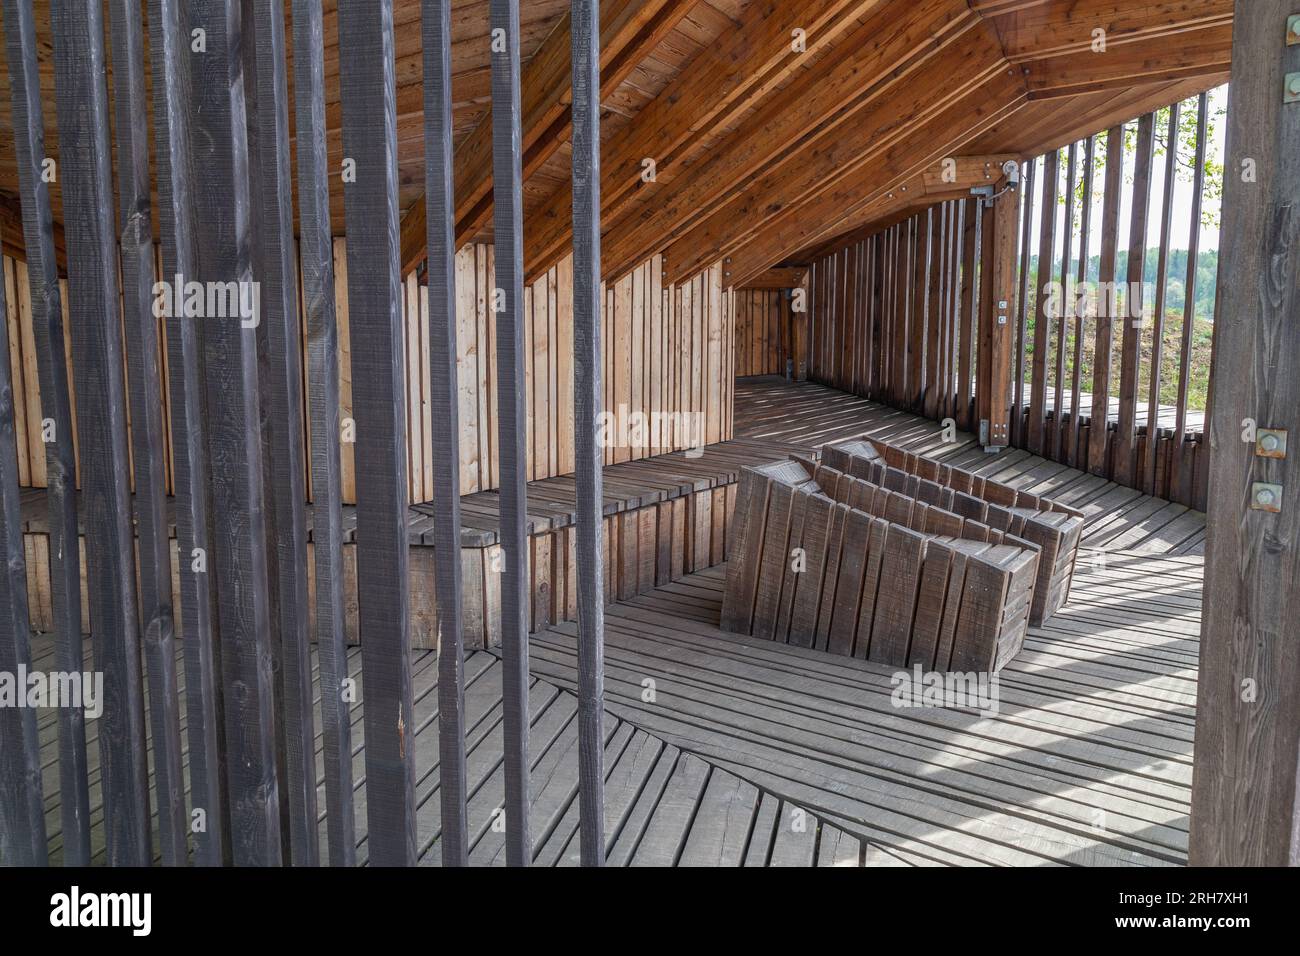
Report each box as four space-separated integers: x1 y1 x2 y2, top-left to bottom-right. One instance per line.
190 0 282 865
148 0 228 866
1027 149 1058 455
107 0 187 865
292 0 355 866
958 198 979 431
0 225 45 866
338 0 417 866
1115 113 1155 488
489 0 532 866
1088 125 1125 476
1054 143 1077 462
247 0 317 866
1011 160 1035 447
1068 135 1096 469
1146 104 1181 495
571 0 606 866
421 0 469 867
1175 95 1210 442
1 0 90 865
50 0 152 865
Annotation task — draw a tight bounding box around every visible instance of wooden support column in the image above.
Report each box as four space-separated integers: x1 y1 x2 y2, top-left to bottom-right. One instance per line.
292 0 355 867
1190 0 1300 867
2 0 90 865
975 181 1020 450
421 0 470 867
571 0 606 866
107 0 187 865
190 0 282 866
0 218 45 867
51 0 154 867
148 0 228 866
338 0 417 866
490 0 532 867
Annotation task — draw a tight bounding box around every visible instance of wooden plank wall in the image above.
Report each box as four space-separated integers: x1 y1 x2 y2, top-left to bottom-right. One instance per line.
733 289 788 378
807 201 974 428
2 246 733 503
806 98 1219 510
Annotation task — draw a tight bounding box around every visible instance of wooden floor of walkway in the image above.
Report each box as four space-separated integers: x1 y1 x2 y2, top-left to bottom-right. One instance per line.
32 634 863 867
529 558 1200 866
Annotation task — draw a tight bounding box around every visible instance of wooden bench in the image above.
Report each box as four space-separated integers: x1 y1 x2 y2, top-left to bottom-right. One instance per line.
822 437 1084 625
722 460 1039 673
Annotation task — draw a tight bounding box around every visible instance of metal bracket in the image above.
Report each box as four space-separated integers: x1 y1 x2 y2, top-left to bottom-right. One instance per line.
1286 73 1300 105
1251 482 1283 513
1256 428 1288 459
1288 15 1300 46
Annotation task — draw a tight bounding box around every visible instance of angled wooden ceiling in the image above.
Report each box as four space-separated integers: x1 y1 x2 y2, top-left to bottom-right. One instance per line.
0 0 1231 289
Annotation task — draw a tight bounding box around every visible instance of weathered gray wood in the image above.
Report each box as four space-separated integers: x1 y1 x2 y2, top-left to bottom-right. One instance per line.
0 224 45 866
1191 0 1300 867
50 0 153 867
147 0 228 867
1087 126 1124 476
338 0 417 865
246 0 318 867
106 0 187 866
489 0 532 866
420 0 470 868
1 0 90 866
570 0 606 867
292 0 355 867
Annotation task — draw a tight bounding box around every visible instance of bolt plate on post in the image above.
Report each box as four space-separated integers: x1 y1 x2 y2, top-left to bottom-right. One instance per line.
1287 72 1300 104
1256 428 1288 459
1289 15 1300 45
1251 482 1283 513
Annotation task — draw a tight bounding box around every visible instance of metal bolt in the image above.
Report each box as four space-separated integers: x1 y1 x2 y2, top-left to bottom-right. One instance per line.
1289 15 1300 45
1261 433 1281 453
1256 486 1276 508
1292 75 1300 95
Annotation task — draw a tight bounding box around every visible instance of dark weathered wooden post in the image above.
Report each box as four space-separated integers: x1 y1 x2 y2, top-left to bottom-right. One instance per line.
292 0 356 868
0 222 45 867
247 0 318 867
189 0 283 866
1190 0 1300 866
50 0 154 867
147 0 228 866
106 0 188 866
571 0 606 866
422 0 470 867
1115 113 1155 489
1 0 89 865
490 0 533 866
338 0 418 866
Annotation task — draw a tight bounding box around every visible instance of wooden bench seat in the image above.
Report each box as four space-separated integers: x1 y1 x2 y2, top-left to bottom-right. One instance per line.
822 436 1084 625
722 460 1039 673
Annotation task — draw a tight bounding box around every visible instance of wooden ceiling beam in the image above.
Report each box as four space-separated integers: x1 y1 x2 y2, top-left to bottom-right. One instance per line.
738 267 808 290
524 0 892 280
993 0 1234 62
397 0 693 275
663 21 1015 285
719 67 1029 288
1022 23 1232 99
599 0 976 281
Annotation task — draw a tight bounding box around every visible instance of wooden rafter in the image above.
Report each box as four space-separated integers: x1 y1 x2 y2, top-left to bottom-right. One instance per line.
397 0 694 275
